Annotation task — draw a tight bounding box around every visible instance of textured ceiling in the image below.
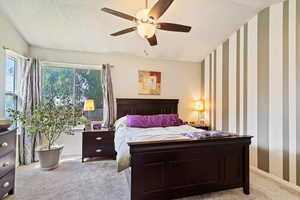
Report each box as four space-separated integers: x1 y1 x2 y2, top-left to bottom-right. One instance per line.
0 0 283 62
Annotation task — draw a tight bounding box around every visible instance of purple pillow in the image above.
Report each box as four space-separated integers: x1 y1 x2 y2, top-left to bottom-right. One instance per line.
127 114 185 128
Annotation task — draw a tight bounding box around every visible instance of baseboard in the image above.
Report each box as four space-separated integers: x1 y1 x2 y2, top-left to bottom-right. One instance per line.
250 166 300 195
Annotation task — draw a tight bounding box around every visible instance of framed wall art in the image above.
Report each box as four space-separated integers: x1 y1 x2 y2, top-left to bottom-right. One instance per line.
138 71 161 95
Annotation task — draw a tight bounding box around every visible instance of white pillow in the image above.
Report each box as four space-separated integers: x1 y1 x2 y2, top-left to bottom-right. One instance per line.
114 116 128 129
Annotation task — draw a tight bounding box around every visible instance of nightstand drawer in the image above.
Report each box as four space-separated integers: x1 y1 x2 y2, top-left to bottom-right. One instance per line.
83 145 115 157
83 133 114 145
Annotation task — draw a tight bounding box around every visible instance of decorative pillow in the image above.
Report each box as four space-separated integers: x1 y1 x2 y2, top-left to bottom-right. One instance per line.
127 114 185 128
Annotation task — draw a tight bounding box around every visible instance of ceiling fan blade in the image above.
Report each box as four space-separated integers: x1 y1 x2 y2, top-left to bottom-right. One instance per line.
147 34 158 46
101 8 137 22
110 27 137 36
158 23 192 32
148 0 174 20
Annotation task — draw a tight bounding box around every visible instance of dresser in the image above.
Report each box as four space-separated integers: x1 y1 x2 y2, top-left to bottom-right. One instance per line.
0 129 16 199
82 128 116 162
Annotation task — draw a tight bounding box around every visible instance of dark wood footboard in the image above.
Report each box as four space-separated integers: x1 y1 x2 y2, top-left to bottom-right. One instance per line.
129 136 252 200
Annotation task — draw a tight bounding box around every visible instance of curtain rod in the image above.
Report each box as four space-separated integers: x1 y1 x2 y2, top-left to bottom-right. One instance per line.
3 46 114 68
40 61 104 69
2 46 30 60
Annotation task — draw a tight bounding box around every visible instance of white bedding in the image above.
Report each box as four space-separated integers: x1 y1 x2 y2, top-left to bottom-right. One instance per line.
114 117 203 172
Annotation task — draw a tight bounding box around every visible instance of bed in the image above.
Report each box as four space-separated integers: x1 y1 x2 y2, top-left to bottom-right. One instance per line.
115 98 252 200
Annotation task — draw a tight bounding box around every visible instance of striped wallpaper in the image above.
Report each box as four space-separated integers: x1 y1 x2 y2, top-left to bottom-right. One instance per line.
200 0 300 187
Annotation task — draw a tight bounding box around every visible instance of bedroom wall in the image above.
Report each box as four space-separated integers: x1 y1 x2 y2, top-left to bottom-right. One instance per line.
200 0 300 188
29 46 201 122
0 10 28 119
30 46 201 157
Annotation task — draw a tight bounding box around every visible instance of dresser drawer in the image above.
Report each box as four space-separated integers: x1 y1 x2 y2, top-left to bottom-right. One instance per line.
0 131 16 158
83 145 115 158
83 133 114 146
0 152 15 178
0 171 14 198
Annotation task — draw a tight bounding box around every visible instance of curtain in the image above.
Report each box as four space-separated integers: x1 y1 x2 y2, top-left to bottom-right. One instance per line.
101 64 115 128
18 58 42 165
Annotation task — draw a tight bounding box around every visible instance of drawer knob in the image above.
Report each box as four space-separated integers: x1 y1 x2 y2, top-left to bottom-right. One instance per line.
96 149 102 153
2 162 9 167
1 143 8 148
96 137 102 141
3 182 9 188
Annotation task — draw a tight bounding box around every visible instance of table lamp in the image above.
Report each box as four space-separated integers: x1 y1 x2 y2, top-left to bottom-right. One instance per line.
83 99 95 121
194 100 205 125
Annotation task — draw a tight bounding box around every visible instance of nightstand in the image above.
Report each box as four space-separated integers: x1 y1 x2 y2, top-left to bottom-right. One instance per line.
190 124 211 131
82 128 116 162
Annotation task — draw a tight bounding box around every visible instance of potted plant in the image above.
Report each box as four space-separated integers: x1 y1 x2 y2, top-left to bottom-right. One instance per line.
9 98 86 170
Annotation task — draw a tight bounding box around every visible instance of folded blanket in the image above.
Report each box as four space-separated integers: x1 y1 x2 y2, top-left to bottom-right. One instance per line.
182 131 235 139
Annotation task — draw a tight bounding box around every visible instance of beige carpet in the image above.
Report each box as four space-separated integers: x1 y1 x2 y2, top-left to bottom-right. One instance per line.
5 156 300 200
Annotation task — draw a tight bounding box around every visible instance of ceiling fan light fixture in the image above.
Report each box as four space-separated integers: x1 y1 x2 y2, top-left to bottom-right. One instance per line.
137 23 156 39
101 0 191 46
136 9 156 39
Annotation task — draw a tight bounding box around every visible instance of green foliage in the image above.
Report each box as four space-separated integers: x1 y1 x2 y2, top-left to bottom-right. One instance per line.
42 66 103 110
8 98 87 150
42 66 74 105
75 69 103 109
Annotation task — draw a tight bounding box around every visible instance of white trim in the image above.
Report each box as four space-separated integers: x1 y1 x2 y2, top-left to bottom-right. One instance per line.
5 50 24 97
250 166 300 195
40 61 102 70
4 49 28 60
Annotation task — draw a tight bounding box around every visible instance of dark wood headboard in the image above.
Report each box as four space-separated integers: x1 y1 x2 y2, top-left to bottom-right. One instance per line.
116 98 179 119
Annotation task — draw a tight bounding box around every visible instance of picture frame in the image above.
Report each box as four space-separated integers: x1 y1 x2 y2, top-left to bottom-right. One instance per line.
138 71 161 95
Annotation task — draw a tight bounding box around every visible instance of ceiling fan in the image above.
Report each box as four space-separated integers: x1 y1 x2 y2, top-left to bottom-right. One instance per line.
101 0 192 46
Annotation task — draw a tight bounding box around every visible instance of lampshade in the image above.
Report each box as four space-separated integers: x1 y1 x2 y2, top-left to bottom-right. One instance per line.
194 100 204 111
83 99 95 112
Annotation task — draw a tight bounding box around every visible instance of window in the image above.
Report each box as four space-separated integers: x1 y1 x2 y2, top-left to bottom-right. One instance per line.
41 66 103 120
4 56 18 120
